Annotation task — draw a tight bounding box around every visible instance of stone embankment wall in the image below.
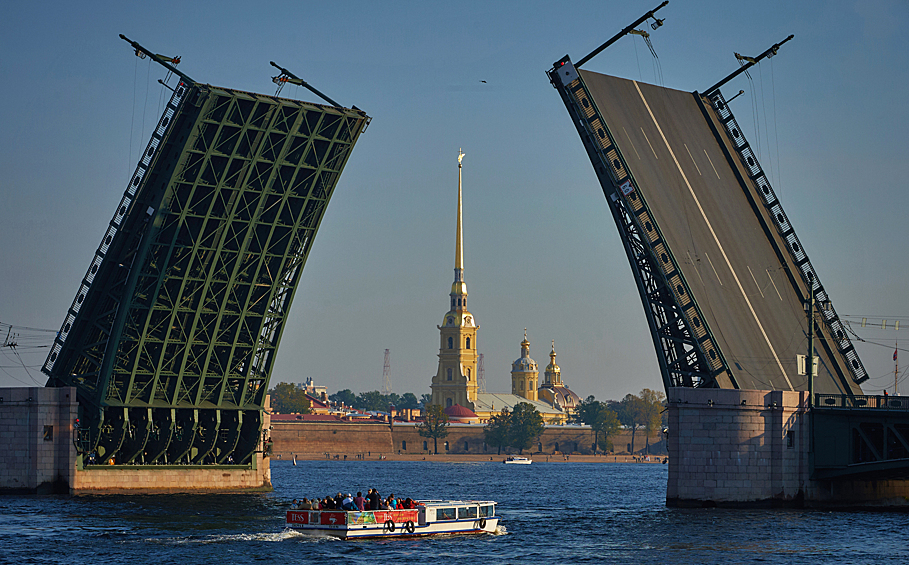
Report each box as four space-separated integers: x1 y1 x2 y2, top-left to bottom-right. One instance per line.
270 421 665 458
0 386 272 493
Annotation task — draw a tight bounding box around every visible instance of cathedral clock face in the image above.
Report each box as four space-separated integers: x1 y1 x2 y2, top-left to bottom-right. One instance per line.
465 316 472 325
447 317 454 325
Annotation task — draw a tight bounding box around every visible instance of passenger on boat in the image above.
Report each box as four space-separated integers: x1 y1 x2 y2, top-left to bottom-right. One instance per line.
387 494 398 509
354 491 367 511
291 499 300 509
341 494 358 511
367 488 380 510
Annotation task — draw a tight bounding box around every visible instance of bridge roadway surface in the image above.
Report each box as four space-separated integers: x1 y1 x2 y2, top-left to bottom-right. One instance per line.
580 70 862 395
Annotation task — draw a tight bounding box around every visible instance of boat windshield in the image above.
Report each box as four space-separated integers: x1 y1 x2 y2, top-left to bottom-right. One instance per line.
479 504 495 517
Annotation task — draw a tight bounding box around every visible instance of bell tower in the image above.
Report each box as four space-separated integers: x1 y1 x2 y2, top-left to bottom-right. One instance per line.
431 150 479 409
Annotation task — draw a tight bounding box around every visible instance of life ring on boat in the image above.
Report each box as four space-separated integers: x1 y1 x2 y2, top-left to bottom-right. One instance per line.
404 520 416 534
384 519 395 532
477 518 486 529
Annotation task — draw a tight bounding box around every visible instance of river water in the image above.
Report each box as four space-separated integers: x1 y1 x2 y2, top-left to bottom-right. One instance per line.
1 461 907 564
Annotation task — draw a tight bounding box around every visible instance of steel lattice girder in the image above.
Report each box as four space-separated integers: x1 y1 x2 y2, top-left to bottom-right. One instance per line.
44 80 369 465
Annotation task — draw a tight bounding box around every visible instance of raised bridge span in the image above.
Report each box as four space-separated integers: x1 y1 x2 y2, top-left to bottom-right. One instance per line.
547 60 866 397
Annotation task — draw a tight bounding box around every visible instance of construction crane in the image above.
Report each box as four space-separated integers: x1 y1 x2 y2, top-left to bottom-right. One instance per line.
382 349 392 395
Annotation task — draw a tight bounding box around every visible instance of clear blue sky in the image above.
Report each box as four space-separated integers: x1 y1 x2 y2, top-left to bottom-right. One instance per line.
1 0 907 399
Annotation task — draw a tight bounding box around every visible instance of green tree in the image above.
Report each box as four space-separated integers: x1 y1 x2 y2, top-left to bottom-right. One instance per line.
618 393 645 454
398 392 419 410
418 404 450 454
483 409 512 455
268 382 311 414
356 390 387 411
639 388 666 454
329 389 356 407
420 393 433 407
508 402 545 454
593 407 620 452
572 396 620 453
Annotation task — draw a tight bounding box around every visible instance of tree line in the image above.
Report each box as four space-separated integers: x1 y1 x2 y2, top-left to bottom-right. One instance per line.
267 382 425 414
570 388 666 453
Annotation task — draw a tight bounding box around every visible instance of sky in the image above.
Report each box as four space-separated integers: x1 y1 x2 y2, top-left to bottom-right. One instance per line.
1 0 908 401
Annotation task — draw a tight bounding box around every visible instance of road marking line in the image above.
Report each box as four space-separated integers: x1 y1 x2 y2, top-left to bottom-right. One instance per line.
747 265 764 298
684 144 702 175
704 252 723 286
640 127 659 159
633 80 792 390
623 127 642 160
704 149 721 179
687 251 705 284
767 269 783 301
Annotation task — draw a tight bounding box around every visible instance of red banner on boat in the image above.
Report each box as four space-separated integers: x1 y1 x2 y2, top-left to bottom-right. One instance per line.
373 510 419 523
320 511 347 526
286 511 311 525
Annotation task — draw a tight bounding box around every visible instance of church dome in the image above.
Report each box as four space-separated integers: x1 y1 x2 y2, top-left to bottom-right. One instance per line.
512 356 537 372
444 403 479 423
512 329 537 372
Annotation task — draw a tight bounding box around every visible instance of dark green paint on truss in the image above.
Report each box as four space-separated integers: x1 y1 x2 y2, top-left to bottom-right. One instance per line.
43 79 369 467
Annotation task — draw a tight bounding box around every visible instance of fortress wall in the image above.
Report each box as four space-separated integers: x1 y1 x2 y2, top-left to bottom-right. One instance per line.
271 420 663 458
0 387 77 494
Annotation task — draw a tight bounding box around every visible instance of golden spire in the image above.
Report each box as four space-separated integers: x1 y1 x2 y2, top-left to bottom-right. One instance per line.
456 148 464 271
450 149 468 309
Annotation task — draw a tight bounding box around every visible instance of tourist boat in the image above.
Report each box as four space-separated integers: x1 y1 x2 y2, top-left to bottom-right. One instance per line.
503 456 532 464
285 500 498 539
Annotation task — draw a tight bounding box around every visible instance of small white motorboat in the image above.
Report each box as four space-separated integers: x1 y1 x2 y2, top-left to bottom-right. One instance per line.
503 456 532 464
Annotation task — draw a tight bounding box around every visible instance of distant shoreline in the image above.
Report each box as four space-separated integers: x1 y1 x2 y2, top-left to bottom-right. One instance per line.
272 453 667 464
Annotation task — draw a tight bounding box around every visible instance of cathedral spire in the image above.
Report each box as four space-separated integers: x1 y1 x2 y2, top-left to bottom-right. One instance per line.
450 149 468 311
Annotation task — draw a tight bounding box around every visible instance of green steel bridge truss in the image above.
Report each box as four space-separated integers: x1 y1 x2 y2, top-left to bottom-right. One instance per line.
43 78 369 466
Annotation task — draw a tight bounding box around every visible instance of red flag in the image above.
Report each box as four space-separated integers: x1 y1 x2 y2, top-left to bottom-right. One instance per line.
895 349 899 362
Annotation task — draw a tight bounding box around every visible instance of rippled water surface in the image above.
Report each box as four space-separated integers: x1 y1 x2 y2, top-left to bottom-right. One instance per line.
2 461 907 564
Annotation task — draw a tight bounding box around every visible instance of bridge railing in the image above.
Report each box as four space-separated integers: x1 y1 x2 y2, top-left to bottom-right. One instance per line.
816 394 909 411
707 89 869 386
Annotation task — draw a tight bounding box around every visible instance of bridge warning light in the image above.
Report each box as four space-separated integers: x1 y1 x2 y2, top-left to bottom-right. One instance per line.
74 418 80 429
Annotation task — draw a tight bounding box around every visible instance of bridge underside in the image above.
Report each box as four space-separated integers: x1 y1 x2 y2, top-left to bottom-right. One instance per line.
548 60 866 396
43 79 368 467
813 397 909 481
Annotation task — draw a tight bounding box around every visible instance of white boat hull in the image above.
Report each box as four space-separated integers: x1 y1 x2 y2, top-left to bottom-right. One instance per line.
286 504 498 539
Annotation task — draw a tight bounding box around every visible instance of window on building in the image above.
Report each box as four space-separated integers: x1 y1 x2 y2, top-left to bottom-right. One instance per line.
446 398 453 408
43 425 53 441
444 441 450 451
466 368 471 380
466 337 471 349
447 368 453 381
423 440 428 451
786 430 794 448
464 441 469 451
539 442 543 452
402 440 407 451
448 337 453 349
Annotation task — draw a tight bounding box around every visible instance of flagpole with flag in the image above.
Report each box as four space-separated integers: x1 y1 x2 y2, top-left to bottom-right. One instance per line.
894 343 899 396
